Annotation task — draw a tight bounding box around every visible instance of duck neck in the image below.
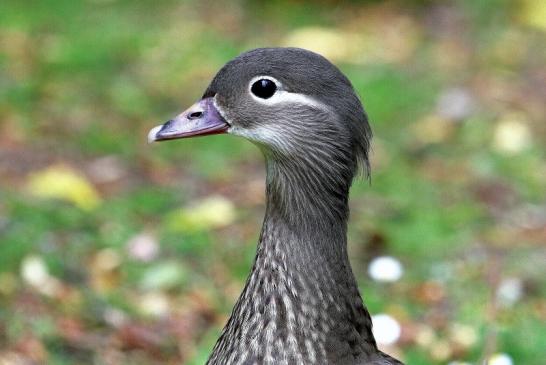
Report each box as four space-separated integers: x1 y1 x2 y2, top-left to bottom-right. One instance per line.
261 156 354 274
265 155 353 228
207 158 377 364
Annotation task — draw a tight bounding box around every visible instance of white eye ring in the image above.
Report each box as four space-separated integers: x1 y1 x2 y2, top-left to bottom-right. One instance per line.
248 75 282 101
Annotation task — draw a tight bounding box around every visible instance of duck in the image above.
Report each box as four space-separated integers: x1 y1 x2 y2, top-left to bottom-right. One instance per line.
148 47 404 365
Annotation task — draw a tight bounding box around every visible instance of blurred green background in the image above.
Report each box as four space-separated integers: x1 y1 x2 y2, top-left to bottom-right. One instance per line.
1 0 545 364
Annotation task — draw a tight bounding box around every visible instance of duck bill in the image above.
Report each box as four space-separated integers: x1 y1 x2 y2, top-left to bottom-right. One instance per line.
148 97 229 143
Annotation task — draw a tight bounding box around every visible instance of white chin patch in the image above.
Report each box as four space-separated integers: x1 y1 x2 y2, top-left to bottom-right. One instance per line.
230 125 290 153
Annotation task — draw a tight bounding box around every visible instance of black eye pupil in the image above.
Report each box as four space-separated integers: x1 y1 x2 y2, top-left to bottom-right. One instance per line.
251 79 277 99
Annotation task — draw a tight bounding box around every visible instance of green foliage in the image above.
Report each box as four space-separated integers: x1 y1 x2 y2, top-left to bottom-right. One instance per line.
1 0 545 364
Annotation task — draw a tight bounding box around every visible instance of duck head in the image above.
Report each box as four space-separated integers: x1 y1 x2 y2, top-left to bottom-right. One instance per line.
149 48 372 225
149 47 371 179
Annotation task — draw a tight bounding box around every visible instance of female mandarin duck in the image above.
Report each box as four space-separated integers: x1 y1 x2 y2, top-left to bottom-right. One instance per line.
149 47 403 365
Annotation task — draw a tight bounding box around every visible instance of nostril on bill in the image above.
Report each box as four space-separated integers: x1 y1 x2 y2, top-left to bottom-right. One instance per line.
160 119 175 131
188 111 203 119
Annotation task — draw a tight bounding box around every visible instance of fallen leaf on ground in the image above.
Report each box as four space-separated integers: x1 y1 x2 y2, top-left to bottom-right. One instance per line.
27 164 101 210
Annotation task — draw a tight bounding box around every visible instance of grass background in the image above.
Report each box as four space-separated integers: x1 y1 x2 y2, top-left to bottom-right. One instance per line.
1 0 545 364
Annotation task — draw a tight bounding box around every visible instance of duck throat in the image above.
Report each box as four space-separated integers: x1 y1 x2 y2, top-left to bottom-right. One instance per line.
207 160 377 364
264 151 356 228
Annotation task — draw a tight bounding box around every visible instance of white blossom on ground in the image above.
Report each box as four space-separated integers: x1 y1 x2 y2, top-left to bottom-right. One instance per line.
368 256 403 282
371 313 401 345
496 277 523 307
21 255 49 287
126 232 159 262
20 255 61 297
488 353 514 365
436 87 474 121
493 115 532 154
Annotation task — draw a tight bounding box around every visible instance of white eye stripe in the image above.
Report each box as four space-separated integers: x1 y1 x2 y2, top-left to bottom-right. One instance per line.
267 91 329 112
248 75 329 112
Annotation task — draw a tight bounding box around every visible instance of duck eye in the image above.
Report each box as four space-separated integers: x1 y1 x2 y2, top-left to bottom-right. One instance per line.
251 79 277 99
